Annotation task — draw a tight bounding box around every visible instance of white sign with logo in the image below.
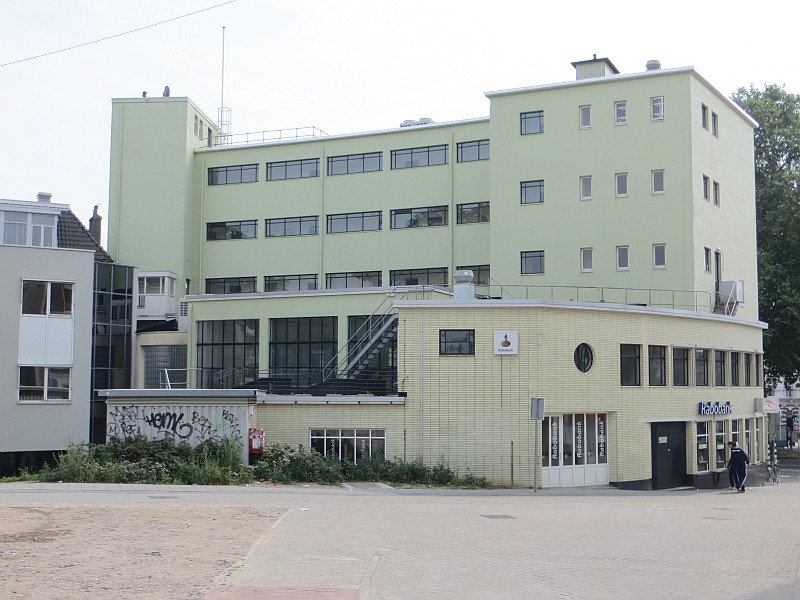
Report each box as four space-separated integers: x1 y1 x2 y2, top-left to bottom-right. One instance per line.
763 396 780 414
494 330 519 354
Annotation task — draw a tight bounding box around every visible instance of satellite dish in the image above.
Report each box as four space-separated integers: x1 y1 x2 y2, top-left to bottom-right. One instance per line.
163 86 170 97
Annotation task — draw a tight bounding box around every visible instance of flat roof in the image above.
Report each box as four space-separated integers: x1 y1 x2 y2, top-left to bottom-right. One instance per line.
186 285 452 303
101 389 265 400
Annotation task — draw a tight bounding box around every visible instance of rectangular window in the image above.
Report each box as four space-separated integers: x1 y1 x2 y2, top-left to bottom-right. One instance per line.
326 271 382 289
713 181 720 206
456 264 490 286
391 145 449 169
704 247 711 272
695 349 709 386
712 112 719 137
756 354 762 387
673 348 690 386
4 211 28 245
457 139 490 162
580 176 592 200
652 170 665 194
731 351 741 386
310 428 386 463
326 211 382 234
521 250 545 275
264 274 318 292
456 202 490 224
701 104 709 129
327 152 382 175
653 244 666 268
208 164 258 185
199 119 204 140
265 216 318 237
616 246 629 270
616 173 628 197
716 421 726 470
194 115 198 136
390 267 448 286
205 277 257 294
620 344 641 386
697 422 710 472
744 353 752 386
649 345 667 386
390 206 448 229
196 319 259 389
521 180 545 204
22 281 72 315
439 330 475 355
580 248 593 272
651 96 664 121
521 110 544 135
19 366 71 402
615 101 627 125
270 317 337 388
206 220 258 240
702 175 710 200
266 158 320 181
731 419 740 447
714 350 726 386
31 214 55 248
579 105 591 128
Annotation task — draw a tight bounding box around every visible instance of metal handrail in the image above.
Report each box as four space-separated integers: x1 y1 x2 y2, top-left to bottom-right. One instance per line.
212 126 328 148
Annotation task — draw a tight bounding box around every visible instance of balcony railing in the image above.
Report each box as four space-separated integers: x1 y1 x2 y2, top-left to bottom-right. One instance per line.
212 126 328 148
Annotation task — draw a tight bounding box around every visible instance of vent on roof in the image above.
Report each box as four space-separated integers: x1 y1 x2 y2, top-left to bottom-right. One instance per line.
37 192 52 203
400 118 436 128
646 60 662 71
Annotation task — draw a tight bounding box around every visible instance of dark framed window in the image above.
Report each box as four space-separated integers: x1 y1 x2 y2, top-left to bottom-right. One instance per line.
714 350 726 386
390 206 447 229
439 330 475 355
265 216 318 237
673 348 689 386
326 211 382 233
327 152 382 175
389 267 448 286
456 202 490 224
19 366 71 401
456 264 490 286
326 271 382 289
521 180 544 204
620 344 641 386
731 351 741 386
391 145 448 169
264 274 318 292
23 281 73 315
521 111 544 135
266 158 319 181
648 345 666 386
269 316 337 370
206 220 257 240
197 319 259 389
208 164 258 185
744 353 752 386
756 354 762 387
457 139 490 162
205 277 257 294
574 344 593 373
695 349 709 386
521 250 545 275
310 428 386 463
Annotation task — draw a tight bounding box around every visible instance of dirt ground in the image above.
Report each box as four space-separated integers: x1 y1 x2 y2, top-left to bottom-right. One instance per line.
0 503 281 599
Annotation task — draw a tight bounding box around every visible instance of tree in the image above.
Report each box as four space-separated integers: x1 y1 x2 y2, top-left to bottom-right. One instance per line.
732 85 800 386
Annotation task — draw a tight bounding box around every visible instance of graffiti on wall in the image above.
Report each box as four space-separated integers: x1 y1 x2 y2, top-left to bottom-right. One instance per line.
107 405 242 444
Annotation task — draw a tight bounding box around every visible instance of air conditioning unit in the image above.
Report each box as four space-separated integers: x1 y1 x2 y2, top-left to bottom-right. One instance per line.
719 280 745 305
137 295 146 308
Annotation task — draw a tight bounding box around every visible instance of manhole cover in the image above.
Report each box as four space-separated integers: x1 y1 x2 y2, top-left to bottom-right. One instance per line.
480 514 515 519
148 496 179 499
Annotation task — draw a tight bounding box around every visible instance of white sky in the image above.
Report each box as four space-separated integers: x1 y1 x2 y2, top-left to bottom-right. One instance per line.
1 0 798 245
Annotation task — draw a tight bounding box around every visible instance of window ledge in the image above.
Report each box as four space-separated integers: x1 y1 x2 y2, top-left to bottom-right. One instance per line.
17 401 72 405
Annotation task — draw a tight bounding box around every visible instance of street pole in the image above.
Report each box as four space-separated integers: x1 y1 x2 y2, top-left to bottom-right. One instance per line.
534 420 538 493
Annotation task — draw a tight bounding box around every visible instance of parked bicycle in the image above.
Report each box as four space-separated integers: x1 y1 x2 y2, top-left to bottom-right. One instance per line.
765 462 781 485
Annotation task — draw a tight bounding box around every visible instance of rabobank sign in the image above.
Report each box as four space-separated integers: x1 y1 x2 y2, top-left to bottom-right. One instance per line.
698 401 732 415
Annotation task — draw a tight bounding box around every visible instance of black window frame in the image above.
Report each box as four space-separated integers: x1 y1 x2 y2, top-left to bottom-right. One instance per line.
196 319 259 389
265 216 319 237
390 145 449 170
457 139 490 162
521 180 545 204
208 164 259 185
456 202 490 224
695 349 709 386
439 330 475 355
521 250 545 275
264 274 318 292
521 110 544 135
325 271 382 289
326 211 382 234
206 220 258 241
266 158 320 181
574 343 593 373
714 350 726 386
390 206 448 229
269 317 337 375
456 264 490 286
648 345 667 386
205 277 257 294
326 152 383 176
620 344 641 386
731 351 741 386
673 347 690 386
389 267 448 287
744 353 752 386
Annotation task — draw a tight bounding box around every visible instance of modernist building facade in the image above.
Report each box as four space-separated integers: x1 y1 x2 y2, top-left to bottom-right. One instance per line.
105 58 766 489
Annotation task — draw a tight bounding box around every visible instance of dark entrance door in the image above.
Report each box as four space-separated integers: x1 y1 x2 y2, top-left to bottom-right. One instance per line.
651 422 688 489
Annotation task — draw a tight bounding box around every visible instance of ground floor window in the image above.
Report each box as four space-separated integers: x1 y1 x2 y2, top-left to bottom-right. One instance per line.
755 418 762 462
715 421 726 469
744 419 752 457
731 419 740 447
541 414 607 467
310 428 386 463
696 422 710 472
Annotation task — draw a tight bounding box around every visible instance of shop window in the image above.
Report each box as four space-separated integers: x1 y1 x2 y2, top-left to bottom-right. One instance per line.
715 421 726 470
439 330 475 355
574 344 593 373
731 419 740 447
620 344 641 386
714 350 726 386
695 349 709 386
648 345 666 386
673 348 689 386
744 419 752 457
310 429 386 463
696 422 710 472
541 413 607 468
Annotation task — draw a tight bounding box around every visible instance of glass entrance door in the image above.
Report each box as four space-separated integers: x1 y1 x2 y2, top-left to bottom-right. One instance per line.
541 413 609 487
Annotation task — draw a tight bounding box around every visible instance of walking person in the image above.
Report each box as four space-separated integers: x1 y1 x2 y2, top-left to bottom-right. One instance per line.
727 441 749 492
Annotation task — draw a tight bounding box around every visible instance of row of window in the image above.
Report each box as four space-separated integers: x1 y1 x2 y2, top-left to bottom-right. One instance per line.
700 104 720 137
3 211 57 248
193 115 212 145
697 418 760 473
523 97 665 136
581 244 667 272
577 171 666 201
18 366 71 402
619 345 762 388
702 175 721 206
207 140 491 185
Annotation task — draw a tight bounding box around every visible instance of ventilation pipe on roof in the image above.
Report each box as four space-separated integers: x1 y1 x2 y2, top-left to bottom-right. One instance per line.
36 192 52 203
454 270 476 301
646 60 662 71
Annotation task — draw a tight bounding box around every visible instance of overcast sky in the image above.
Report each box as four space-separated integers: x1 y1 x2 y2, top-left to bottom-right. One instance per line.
1 0 798 245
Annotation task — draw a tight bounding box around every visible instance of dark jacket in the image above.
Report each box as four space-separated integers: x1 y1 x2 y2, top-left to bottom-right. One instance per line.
728 448 749 469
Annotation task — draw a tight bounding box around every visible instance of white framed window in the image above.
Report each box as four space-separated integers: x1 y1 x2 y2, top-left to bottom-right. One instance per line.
18 366 71 402
701 104 709 129
615 101 627 125
579 105 591 129
653 244 666 268
713 181 720 206
2 211 57 247
651 97 664 121
704 247 711 272
652 170 665 194
615 173 628 197
580 176 592 200
616 246 629 270
581 248 593 272
702 175 710 200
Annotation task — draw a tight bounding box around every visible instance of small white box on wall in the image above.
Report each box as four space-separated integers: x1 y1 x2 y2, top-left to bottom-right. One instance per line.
494 330 519 354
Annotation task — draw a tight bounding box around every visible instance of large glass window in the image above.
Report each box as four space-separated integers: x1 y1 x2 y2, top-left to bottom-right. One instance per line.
326 271 382 289
521 250 545 275
264 274 318 292
456 264 490 286
326 211 382 233
673 348 689 386
521 110 544 135
620 344 641 386
327 152 382 175
457 139 490 162
266 158 319 180
541 413 608 468
265 216 318 237
456 202 490 224
439 330 475 355
695 349 709 386
714 350 726 386
3 211 28 245
648 345 666 386
206 220 257 240
143 345 187 389
310 429 386 463
197 320 259 388
716 421 727 470
269 317 337 387
208 164 258 185
521 180 545 204
205 277 257 294
18 366 71 402
22 281 72 315
391 145 449 169
390 206 448 229
390 267 448 286
697 422 710 472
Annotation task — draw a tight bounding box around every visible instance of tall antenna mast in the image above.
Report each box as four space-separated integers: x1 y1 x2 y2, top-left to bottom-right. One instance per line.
217 26 231 145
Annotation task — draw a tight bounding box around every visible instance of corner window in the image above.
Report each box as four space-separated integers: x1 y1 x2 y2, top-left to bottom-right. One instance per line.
616 246 629 270
615 101 627 125
521 250 545 275
580 176 592 200
701 104 709 129
19 366 71 402
673 348 689 386
648 345 666 386
439 330 475 355
22 281 72 315
208 164 258 185
695 349 709 386
457 140 490 162
651 97 664 121
391 145 448 169
521 111 544 135
206 220 258 240
266 159 319 181
652 170 665 194
390 206 448 229
456 202 490 224
579 105 591 129
702 175 710 200
653 244 666 268
521 180 544 204
620 344 641 386
580 248 593 272
615 173 628 197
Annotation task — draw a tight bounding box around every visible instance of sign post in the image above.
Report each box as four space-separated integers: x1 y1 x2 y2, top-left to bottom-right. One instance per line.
531 398 545 493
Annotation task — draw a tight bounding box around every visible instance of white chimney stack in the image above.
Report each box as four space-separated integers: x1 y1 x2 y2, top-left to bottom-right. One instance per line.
36 192 52 203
